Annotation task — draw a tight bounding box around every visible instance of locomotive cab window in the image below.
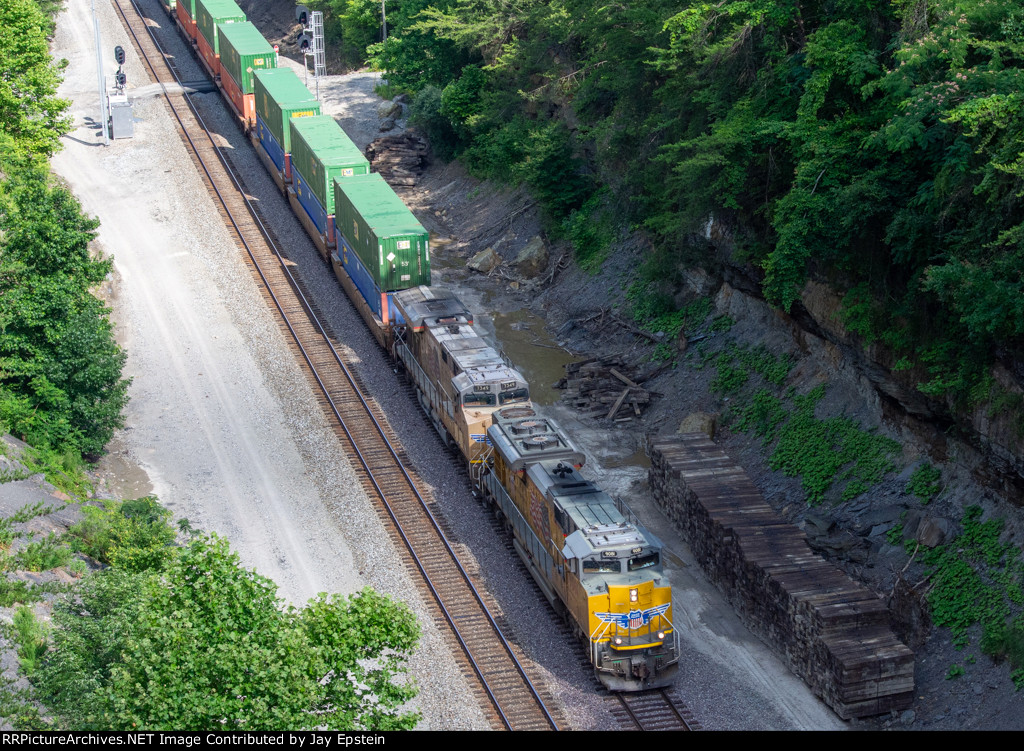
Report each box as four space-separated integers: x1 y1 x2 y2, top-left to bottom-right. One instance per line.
498 387 529 405
628 552 660 571
463 390 496 407
583 559 621 574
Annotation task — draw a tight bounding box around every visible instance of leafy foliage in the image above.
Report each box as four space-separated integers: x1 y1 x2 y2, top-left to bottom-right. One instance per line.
917 505 1024 686
906 462 943 503
69 496 177 573
367 0 1024 409
768 385 901 505
0 154 129 457
0 0 71 157
13 605 48 674
34 535 421 731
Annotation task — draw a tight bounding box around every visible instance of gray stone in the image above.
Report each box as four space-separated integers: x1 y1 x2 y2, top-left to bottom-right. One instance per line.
914 517 953 548
377 100 402 119
467 247 501 273
677 413 717 439
514 235 548 278
803 511 834 538
379 117 397 132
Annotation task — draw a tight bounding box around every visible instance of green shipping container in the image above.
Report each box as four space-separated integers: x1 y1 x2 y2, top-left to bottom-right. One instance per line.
290 117 370 214
218 22 276 94
179 0 195 18
162 0 177 11
254 68 320 154
334 174 431 292
196 0 246 55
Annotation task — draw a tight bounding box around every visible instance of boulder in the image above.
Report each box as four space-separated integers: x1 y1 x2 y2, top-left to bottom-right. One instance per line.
677 412 718 439
514 235 548 278
467 247 501 273
379 117 397 132
377 100 403 119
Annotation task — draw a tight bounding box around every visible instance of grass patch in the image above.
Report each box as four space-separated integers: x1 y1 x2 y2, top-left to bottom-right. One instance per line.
906 462 942 503
768 385 900 505
12 606 47 675
19 447 91 499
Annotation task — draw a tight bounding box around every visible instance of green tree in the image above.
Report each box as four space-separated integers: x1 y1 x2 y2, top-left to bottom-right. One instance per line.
0 154 129 456
0 0 71 157
35 535 421 730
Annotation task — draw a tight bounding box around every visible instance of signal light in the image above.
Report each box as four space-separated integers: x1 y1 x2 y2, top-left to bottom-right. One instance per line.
115 71 127 88
114 45 126 65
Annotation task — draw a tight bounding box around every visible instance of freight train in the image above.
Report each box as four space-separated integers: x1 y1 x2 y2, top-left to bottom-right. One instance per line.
160 0 679 691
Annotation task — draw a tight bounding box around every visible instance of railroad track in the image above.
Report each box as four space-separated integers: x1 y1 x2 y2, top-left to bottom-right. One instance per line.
612 688 700 731
109 0 561 731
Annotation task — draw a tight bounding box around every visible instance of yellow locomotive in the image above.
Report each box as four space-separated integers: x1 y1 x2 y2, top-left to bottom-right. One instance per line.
392 287 678 691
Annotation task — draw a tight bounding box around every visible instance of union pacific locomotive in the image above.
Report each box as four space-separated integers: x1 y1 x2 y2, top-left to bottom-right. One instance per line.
161 0 679 691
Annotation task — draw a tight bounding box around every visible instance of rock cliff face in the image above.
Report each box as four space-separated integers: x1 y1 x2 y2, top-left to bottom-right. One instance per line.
690 235 1024 507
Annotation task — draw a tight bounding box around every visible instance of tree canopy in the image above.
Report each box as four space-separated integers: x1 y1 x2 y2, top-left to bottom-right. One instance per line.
363 0 1024 406
0 0 71 157
0 0 129 457
35 534 422 731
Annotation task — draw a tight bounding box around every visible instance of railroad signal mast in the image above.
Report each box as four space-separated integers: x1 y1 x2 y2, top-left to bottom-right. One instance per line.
295 5 326 100
108 44 133 138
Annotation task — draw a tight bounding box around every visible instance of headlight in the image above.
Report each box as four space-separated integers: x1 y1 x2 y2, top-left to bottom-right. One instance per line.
613 636 623 645
657 631 665 640
629 588 638 602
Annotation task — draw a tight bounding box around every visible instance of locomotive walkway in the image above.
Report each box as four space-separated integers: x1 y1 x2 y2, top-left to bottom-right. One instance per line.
110 0 561 731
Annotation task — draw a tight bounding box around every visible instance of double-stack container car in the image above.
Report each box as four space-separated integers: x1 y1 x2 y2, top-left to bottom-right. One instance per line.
217 22 277 129
195 0 246 78
288 116 371 255
252 68 321 190
160 0 177 11
175 0 197 39
334 174 431 325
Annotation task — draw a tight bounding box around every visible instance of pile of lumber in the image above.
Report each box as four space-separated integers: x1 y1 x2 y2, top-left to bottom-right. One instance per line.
648 433 915 720
555 356 652 421
364 132 430 186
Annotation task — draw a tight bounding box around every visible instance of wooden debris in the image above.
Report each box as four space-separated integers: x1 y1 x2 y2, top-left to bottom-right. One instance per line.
365 132 430 186
557 355 652 419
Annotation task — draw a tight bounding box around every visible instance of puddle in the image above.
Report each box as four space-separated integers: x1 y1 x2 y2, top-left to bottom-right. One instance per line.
491 309 581 406
92 437 154 500
603 447 652 470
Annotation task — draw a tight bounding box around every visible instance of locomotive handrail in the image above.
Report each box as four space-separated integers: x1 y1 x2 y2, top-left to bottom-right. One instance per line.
115 0 556 731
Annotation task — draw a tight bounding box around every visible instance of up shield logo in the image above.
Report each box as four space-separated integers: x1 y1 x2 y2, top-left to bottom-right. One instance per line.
595 603 669 630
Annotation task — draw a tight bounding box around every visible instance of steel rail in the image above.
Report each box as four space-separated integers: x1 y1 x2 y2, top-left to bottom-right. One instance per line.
109 0 557 730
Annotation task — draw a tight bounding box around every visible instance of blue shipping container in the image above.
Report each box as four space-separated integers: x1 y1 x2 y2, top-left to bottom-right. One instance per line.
257 115 286 175
333 230 404 324
293 165 328 236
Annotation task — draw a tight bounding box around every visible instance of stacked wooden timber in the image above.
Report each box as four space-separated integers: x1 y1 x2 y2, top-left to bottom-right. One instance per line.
648 433 914 720
555 356 652 421
364 132 430 186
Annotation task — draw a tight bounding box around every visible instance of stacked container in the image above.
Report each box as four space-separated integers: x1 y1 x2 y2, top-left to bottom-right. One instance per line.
290 116 370 248
175 0 197 39
253 68 320 182
333 173 431 323
195 0 246 78
218 22 277 127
